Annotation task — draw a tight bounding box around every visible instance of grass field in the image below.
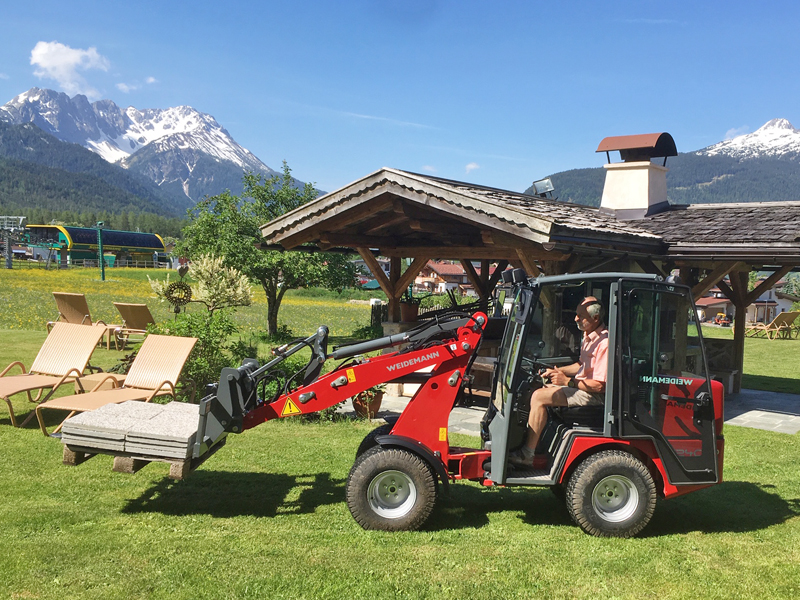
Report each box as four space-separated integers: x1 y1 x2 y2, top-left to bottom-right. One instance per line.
1 268 800 598
1 404 799 599
0 266 373 341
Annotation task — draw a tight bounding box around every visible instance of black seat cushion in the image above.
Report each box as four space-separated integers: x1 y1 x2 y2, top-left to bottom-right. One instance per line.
554 405 604 428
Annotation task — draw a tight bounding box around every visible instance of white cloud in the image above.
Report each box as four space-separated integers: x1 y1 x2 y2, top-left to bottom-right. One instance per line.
30 41 110 99
146 76 157 84
0 73 9 80
725 126 749 140
116 82 139 93
422 165 437 173
465 162 479 174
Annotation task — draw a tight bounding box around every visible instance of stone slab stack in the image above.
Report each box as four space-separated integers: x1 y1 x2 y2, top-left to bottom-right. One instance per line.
61 401 199 460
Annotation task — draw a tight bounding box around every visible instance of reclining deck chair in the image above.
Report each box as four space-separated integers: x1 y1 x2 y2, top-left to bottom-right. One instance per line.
113 302 156 350
35 334 198 436
744 311 800 340
48 292 120 350
1 323 106 427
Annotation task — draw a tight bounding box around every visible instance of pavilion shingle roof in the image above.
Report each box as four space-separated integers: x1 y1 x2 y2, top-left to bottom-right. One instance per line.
638 201 800 245
413 172 661 241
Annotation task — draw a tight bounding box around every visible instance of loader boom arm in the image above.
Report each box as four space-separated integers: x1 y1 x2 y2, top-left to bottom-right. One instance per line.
193 312 487 458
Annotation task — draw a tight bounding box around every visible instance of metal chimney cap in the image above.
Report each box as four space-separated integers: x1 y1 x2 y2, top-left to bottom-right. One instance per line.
596 132 677 162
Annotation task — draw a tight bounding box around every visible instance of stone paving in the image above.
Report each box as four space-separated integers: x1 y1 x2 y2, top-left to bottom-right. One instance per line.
347 388 800 436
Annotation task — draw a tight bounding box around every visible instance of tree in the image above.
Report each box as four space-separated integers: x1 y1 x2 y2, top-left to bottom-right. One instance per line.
179 162 357 335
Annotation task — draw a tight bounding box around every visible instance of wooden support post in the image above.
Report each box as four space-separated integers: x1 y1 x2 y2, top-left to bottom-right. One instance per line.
515 248 541 277
461 259 487 298
393 256 429 298
729 270 748 394
388 257 401 323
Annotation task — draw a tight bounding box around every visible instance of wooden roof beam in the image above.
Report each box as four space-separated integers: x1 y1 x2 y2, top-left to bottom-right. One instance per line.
356 247 393 298
516 248 542 277
270 195 395 249
745 265 794 306
691 261 745 301
393 256 430 297
460 259 487 297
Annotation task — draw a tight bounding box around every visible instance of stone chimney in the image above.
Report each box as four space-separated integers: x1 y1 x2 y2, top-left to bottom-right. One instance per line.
596 132 677 220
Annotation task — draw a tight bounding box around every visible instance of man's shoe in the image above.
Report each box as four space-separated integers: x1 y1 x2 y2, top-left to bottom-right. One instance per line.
508 449 549 470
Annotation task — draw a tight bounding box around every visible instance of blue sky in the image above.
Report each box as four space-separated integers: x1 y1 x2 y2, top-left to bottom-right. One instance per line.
1 1 799 193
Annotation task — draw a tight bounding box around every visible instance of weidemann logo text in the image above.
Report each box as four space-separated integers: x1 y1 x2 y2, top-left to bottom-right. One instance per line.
386 351 441 372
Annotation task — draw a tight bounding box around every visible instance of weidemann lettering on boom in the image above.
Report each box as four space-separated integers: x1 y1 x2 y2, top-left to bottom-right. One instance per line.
386 351 441 372
640 375 696 386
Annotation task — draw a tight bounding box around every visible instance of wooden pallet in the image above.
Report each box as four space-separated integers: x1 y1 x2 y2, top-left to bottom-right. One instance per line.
63 437 227 480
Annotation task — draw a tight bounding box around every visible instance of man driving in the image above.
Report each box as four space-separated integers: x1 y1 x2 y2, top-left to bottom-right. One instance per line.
509 296 608 469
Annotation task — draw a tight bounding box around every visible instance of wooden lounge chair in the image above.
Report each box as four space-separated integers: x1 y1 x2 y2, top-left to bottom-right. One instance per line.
744 310 800 340
35 334 198 436
113 302 156 350
0 323 106 427
48 292 121 350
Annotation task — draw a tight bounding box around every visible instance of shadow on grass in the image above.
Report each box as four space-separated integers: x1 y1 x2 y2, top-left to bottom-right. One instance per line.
426 485 573 531
645 481 800 536
119 466 798 535
427 480 799 535
122 470 345 518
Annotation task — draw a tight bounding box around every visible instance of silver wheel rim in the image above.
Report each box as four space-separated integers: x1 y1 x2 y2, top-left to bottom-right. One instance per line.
591 475 639 523
367 470 417 519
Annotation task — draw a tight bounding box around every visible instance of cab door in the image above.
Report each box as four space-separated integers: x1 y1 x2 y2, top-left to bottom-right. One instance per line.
618 281 718 484
487 287 534 483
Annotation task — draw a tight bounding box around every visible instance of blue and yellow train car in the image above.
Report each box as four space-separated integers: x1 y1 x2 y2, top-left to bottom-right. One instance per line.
26 225 165 266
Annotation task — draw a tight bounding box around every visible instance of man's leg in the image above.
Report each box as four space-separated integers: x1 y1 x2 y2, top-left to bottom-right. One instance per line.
524 386 568 453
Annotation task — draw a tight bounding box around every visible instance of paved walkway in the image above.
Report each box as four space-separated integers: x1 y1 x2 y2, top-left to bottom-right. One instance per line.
344 389 800 436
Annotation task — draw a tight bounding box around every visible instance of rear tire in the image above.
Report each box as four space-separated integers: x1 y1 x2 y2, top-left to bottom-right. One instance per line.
355 423 393 458
346 447 437 531
565 450 656 538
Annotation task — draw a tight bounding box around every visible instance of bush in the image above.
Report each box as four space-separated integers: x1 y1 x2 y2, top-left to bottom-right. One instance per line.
148 310 238 399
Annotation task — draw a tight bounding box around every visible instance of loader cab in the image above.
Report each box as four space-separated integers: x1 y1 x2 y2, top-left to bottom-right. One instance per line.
487 273 721 488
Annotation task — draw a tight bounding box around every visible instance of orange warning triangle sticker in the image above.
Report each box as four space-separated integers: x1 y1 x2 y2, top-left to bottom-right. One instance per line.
281 397 302 417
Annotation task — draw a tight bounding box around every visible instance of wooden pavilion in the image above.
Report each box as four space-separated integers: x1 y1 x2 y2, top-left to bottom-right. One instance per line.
260 134 800 393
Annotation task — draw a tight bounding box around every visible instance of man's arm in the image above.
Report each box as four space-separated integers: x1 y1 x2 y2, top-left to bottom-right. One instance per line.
546 364 605 393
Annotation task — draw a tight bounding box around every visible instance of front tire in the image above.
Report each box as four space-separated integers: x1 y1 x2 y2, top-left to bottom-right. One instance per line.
354 423 393 458
346 447 437 531
566 450 656 538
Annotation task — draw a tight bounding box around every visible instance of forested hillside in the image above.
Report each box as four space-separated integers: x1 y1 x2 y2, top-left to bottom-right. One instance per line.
0 121 192 215
525 152 800 206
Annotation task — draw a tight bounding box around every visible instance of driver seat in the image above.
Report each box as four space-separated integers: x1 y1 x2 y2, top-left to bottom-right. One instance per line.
552 405 605 429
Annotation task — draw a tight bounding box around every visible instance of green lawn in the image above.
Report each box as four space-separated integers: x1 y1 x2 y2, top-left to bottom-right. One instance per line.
0 410 799 599
701 324 800 394
2 269 800 598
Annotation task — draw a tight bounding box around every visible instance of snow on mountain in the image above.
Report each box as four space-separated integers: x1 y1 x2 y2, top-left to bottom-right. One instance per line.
0 87 278 201
699 118 800 159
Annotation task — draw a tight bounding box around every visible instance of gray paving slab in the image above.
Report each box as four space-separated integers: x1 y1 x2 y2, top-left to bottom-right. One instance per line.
124 442 192 459
62 434 125 452
126 410 197 444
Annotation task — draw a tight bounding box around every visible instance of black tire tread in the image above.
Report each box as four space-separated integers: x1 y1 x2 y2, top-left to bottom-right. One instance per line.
355 423 393 458
565 449 656 538
346 447 437 531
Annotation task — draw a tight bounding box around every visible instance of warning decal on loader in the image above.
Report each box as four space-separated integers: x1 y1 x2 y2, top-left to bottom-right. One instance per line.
281 397 302 417
346 368 356 383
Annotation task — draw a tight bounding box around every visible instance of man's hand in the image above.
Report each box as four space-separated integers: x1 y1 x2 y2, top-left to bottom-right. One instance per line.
544 366 570 387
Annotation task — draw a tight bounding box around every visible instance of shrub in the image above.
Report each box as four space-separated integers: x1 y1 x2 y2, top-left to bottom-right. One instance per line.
148 310 237 399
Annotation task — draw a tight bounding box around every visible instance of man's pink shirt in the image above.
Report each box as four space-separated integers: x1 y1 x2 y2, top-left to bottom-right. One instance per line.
575 327 609 383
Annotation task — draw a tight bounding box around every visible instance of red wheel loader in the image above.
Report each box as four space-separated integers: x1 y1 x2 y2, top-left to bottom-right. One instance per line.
188 270 724 538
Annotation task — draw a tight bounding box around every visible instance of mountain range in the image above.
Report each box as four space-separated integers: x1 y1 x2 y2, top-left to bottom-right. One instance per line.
0 87 282 208
3 86 800 224
526 119 800 205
